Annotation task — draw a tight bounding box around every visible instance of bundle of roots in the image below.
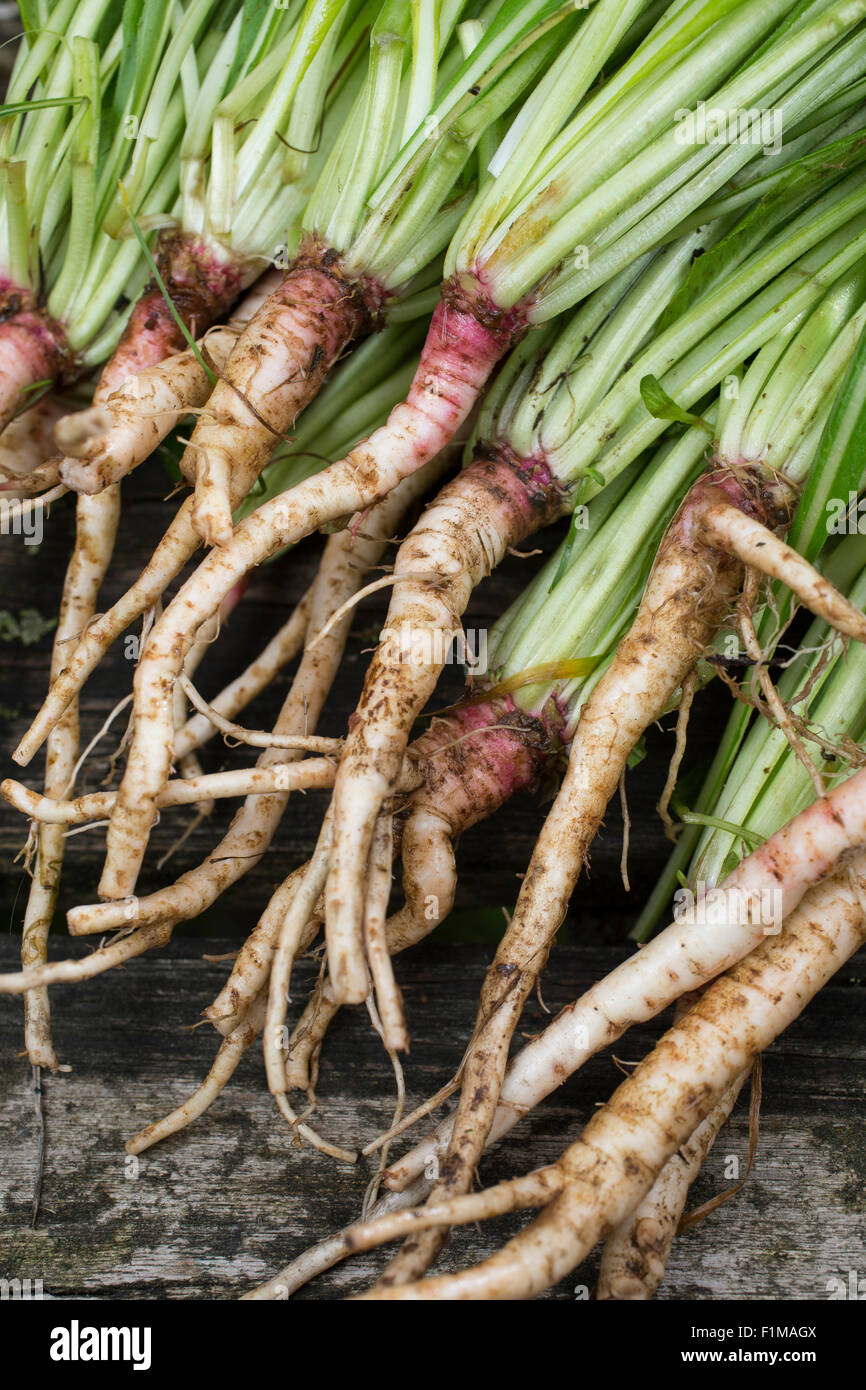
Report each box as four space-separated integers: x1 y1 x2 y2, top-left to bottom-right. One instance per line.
4 0 866 1304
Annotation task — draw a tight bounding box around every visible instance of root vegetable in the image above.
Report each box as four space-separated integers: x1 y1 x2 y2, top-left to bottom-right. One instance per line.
178 0 600 543
55 270 283 493
62 458 447 942
12 312 434 771
367 249 866 1278
323 157 866 1011
186 248 383 546
374 473 866 1281
11 219 248 1060
18 483 120 1068
387 579 866 1190
348 853 866 1298
595 1069 749 1300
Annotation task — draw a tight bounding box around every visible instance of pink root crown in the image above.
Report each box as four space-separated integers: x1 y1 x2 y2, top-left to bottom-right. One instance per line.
415 698 556 831
103 234 250 390
441 272 529 348
0 284 71 412
297 235 389 328
155 232 244 306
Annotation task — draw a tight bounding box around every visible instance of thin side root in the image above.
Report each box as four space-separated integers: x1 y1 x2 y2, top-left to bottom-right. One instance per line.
363 814 406 1053
0 924 173 994
245 1167 562 1300
699 501 866 642
274 1093 357 1166
126 996 267 1155
657 669 697 840
178 676 343 754
737 568 825 798
4 757 338 829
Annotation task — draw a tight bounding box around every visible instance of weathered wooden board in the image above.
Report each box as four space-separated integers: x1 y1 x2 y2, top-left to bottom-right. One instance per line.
1 939 863 1301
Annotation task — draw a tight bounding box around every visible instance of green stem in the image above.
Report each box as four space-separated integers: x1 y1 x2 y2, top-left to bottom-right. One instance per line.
553 182 866 487
47 37 101 316
493 0 866 310
400 0 439 145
